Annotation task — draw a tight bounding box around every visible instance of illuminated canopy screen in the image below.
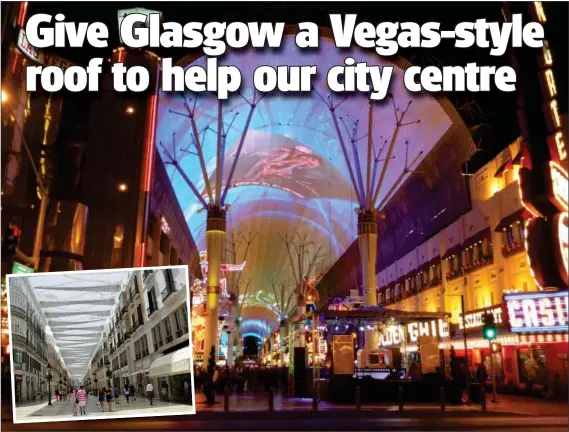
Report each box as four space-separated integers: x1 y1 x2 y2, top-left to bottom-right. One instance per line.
157 34 459 332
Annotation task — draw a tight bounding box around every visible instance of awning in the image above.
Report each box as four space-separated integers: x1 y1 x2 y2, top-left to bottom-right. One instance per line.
494 158 513 178
462 227 492 250
442 243 461 260
148 346 192 378
129 369 149 376
512 150 523 165
495 208 531 232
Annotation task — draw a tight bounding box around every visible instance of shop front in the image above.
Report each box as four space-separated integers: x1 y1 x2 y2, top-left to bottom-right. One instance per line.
148 346 193 404
447 290 568 397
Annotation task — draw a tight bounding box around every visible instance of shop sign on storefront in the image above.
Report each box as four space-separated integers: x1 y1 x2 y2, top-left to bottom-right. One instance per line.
458 305 504 330
379 319 449 347
504 291 568 333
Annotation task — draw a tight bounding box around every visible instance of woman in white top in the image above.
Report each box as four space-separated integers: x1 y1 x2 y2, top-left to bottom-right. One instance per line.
69 389 77 416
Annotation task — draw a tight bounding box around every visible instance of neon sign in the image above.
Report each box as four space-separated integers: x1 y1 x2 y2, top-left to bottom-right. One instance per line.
554 213 568 283
17 29 40 63
379 319 449 347
504 291 568 333
549 162 568 212
459 306 504 330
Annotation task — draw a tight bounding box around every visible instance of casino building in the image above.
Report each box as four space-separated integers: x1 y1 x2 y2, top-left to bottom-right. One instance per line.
375 1 568 396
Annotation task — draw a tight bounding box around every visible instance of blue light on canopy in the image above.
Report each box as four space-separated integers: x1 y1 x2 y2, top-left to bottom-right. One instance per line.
156 35 452 324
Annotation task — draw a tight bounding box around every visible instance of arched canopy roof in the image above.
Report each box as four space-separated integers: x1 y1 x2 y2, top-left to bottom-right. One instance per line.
156 29 473 326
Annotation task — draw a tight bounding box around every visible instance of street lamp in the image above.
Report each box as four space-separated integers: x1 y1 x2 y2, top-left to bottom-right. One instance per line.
46 364 52 406
92 373 98 393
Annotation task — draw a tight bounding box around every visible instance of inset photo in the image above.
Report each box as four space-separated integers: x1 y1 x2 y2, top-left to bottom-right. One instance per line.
6 266 195 424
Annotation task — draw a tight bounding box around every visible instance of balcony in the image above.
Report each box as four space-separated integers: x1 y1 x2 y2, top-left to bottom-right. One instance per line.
10 305 26 319
502 241 525 257
161 285 176 302
462 255 494 274
165 334 173 344
175 328 183 338
117 337 123 348
147 303 158 318
132 320 140 331
11 333 26 346
124 328 132 339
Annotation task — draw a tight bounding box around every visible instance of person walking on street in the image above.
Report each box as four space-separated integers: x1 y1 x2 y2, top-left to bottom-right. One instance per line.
130 384 136 401
70 388 77 416
106 387 114 412
146 382 154 405
124 385 130 403
184 379 190 399
76 386 87 415
113 385 120 404
98 388 106 412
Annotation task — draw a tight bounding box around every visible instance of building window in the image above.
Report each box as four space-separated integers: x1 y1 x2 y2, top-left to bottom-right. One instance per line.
164 318 173 343
147 288 158 317
174 310 183 338
501 220 525 255
152 325 163 351
141 335 149 356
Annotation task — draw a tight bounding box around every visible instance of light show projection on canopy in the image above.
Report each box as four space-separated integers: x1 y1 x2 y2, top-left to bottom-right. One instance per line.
9 270 127 379
156 33 453 329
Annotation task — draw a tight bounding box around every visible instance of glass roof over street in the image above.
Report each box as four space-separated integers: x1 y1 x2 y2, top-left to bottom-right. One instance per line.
157 34 462 334
14 271 128 379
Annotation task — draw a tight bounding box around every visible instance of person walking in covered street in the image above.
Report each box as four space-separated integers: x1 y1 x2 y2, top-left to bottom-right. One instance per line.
98 388 106 412
124 385 130 403
69 388 77 416
76 386 88 415
113 385 120 404
146 381 154 405
106 387 114 412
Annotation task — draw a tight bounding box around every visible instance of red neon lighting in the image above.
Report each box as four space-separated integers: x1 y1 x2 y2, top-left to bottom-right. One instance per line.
17 2 29 27
12 51 19 74
117 49 125 63
136 63 160 267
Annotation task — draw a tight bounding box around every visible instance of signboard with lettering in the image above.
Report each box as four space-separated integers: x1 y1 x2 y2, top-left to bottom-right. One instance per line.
504 291 568 333
459 305 504 331
507 2 569 291
17 29 41 63
379 319 449 347
332 335 355 375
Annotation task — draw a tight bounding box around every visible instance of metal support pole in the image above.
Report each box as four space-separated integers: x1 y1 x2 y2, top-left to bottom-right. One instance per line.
224 386 229 412
489 340 498 403
461 295 471 403
268 388 274 411
440 386 445 412
355 386 361 409
312 385 318 411
32 186 49 271
398 386 404 411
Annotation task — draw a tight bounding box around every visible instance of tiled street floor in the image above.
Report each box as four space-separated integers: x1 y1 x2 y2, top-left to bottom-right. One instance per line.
15 395 194 422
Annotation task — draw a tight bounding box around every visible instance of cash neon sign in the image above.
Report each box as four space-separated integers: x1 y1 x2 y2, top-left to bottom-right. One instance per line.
504 291 568 333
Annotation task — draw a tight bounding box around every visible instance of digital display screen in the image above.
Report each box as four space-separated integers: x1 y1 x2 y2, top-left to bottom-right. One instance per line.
156 36 452 327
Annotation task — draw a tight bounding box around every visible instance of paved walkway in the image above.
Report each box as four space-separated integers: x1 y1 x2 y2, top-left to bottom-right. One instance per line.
195 390 568 417
15 395 194 423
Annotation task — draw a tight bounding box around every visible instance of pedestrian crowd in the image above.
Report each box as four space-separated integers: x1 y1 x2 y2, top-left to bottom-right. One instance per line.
194 364 289 395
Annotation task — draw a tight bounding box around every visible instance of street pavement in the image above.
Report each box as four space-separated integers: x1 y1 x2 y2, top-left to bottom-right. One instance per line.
2 391 567 431
193 390 569 416
13 394 194 423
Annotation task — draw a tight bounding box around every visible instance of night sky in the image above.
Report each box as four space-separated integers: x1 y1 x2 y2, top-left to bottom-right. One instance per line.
26 1 568 171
